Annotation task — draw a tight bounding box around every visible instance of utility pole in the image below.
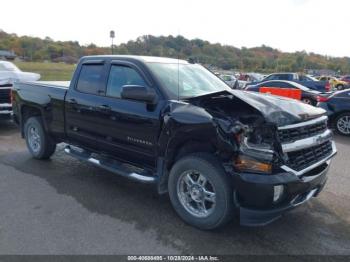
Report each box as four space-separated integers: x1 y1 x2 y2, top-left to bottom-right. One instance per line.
110 30 115 55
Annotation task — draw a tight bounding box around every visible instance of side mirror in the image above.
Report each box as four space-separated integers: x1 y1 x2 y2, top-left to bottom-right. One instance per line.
120 85 158 104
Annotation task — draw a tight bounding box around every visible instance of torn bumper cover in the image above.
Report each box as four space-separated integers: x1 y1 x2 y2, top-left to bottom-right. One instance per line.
231 147 336 226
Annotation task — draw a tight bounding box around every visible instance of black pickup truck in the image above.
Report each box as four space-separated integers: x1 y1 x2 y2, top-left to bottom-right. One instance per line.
12 55 337 229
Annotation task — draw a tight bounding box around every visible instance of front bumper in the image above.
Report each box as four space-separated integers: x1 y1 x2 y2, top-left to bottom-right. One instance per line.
232 150 335 226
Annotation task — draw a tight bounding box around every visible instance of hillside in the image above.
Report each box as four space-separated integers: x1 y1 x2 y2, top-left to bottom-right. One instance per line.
1 30 349 73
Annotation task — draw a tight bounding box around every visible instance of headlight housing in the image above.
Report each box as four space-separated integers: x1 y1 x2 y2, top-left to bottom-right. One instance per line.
234 124 278 174
235 155 272 173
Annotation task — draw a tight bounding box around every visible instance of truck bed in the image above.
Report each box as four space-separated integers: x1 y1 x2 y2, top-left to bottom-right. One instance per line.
13 81 69 138
23 81 70 89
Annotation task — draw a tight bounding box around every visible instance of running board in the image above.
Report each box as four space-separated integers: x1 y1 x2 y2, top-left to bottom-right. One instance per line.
64 146 157 184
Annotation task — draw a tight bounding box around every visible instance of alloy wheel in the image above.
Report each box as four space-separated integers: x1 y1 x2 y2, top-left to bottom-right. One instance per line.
28 126 41 153
337 115 350 135
177 170 216 218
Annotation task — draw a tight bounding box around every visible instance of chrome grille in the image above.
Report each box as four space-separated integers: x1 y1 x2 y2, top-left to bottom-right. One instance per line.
278 120 327 143
286 141 333 171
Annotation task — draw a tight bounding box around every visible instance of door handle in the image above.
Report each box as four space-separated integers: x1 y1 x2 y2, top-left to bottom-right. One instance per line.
98 105 111 112
68 98 77 105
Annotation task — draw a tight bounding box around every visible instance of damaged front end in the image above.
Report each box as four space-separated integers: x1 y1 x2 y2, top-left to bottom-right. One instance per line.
187 89 330 175
188 91 287 174
215 118 283 175
186 90 336 226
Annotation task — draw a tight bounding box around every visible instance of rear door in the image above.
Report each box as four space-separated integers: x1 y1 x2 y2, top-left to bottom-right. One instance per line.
65 60 108 150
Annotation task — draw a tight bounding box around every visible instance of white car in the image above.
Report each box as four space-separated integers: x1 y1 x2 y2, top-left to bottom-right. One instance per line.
0 61 40 85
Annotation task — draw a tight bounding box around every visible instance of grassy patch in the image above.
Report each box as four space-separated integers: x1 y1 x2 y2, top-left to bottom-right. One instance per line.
14 62 76 81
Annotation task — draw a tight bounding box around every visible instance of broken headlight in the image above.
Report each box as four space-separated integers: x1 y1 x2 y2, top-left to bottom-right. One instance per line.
234 124 277 174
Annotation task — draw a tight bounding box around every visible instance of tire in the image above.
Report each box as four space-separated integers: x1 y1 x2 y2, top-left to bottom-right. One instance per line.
301 97 316 106
24 116 56 159
336 84 344 90
168 153 234 230
334 112 350 136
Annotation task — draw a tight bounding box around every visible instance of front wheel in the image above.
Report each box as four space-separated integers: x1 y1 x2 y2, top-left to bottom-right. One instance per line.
168 153 234 230
24 116 56 159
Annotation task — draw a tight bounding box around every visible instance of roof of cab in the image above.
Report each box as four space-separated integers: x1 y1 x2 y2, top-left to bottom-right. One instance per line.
82 55 189 64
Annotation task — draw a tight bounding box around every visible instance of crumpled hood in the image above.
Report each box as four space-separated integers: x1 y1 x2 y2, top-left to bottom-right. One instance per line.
228 90 326 126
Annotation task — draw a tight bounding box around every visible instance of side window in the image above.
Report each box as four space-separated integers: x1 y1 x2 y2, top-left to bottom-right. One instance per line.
76 64 104 95
299 75 306 81
261 82 293 88
106 65 147 98
261 82 276 87
267 74 289 80
278 74 291 80
278 82 293 88
265 75 277 81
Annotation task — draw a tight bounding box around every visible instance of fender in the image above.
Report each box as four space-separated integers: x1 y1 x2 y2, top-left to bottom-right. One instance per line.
16 82 53 137
158 102 220 167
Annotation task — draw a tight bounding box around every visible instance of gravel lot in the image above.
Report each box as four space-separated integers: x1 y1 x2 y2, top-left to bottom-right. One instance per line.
0 120 349 256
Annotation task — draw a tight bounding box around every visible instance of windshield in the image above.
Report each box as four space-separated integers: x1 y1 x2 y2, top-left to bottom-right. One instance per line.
305 75 318 81
147 63 230 99
0 62 20 72
250 73 264 81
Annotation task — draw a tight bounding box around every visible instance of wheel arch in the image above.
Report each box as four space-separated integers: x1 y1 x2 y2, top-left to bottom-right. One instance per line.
157 135 217 195
20 105 46 137
330 110 350 125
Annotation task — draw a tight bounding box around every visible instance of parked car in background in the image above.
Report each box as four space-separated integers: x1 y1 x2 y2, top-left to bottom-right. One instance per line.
317 76 349 90
245 80 321 105
317 89 350 136
0 84 12 120
245 73 264 83
0 61 41 120
340 75 350 84
219 74 239 89
260 73 331 92
0 61 40 86
236 73 264 89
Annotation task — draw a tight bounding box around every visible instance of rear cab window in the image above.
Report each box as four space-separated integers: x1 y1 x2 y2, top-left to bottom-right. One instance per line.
76 64 105 95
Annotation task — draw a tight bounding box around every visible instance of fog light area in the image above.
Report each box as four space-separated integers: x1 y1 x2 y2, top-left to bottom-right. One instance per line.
273 185 284 202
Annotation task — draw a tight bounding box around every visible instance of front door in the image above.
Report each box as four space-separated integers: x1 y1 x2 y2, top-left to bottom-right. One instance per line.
92 61 163 168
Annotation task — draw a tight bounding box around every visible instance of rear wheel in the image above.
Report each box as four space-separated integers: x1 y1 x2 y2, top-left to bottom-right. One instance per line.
168 153 234 230
335 113 350 136
24 116 56 159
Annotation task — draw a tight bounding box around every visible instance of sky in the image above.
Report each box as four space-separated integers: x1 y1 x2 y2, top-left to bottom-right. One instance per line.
1 0 349 57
